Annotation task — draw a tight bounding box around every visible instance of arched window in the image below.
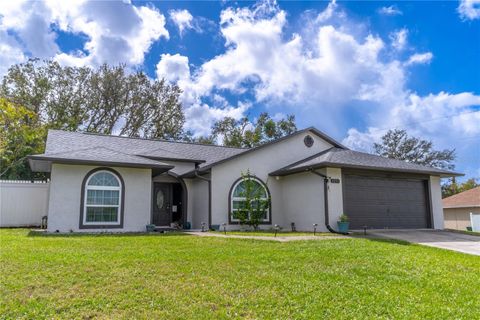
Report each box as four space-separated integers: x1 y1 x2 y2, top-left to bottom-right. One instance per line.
81 169 123 227
229 176 271 224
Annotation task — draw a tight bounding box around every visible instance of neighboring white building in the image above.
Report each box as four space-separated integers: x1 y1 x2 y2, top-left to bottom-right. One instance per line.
28 128 461 233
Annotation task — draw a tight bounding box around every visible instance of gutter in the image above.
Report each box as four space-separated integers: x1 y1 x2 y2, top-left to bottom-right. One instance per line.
194 167 212 229
310 170 348 235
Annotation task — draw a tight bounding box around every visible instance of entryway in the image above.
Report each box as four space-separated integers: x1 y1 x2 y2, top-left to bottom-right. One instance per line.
152 181 185 227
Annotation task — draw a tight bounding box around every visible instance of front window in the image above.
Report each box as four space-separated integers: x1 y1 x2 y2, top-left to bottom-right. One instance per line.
83 170 122 225
230 177 270 223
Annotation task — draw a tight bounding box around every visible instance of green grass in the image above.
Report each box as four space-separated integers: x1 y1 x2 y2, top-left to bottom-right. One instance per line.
1 229 479 319
210 230 335 237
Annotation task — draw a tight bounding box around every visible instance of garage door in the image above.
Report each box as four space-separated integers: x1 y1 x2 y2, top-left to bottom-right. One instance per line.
344 174 430 229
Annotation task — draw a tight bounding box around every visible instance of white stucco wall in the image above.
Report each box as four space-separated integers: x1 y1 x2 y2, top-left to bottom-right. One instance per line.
279 168 344 232
280 172 326 231
47 164 152 232
325 167 344 227
0 181 50 227
210 131 334 230
429 175 444 229
190 176 210 229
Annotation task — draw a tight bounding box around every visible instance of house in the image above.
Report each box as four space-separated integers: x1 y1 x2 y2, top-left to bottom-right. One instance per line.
28 128 461 233
443 186 480 231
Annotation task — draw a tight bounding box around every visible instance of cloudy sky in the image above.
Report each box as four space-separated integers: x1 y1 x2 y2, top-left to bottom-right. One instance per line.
0 0 479 179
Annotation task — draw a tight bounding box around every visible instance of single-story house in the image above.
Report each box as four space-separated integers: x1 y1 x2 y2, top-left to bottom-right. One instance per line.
28 128 461 233
443 186 480 231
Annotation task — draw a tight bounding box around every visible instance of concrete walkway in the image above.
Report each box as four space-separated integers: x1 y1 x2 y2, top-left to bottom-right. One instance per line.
185 231 348 242
367 230 480 256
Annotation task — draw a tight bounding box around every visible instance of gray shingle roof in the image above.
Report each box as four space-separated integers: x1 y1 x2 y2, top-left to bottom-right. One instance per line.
30 146 173 169
34 130 245 169
270 147 462 177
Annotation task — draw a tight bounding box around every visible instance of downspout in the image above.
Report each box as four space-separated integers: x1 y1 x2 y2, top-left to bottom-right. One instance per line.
310 170 348 235
194 167 211 229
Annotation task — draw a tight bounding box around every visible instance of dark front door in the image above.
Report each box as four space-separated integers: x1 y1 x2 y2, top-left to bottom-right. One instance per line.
152 183 172 226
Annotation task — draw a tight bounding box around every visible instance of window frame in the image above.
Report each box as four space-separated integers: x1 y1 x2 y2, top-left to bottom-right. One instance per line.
79 168 125 229
228 176 271 225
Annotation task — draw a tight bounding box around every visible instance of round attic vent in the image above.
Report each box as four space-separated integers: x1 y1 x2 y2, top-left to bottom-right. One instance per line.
304 135 314 147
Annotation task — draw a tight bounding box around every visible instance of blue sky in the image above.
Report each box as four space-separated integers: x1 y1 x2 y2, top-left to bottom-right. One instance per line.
0 0 479 179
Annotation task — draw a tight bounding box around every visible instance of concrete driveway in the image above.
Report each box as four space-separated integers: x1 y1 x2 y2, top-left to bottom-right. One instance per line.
367 230 480 256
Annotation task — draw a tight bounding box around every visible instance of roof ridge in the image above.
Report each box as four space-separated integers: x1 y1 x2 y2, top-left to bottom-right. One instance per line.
49 129 248 150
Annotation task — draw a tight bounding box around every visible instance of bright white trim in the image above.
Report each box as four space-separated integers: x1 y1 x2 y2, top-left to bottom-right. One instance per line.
83 170 122 225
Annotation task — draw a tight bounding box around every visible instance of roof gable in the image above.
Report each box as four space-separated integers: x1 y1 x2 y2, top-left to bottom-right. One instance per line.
193 127 347 173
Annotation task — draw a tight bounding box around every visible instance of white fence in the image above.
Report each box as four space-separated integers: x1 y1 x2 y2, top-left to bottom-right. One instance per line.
471 213 480 232
0 180 50 227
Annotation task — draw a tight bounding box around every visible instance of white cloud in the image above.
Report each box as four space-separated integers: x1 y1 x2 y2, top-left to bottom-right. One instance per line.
0 30 27 76
342 127 382 153
405 52 433 65
316 0 337 22
0 0 59 58
378 5 403 16
184 102 250 137
174 1 410 135
342 91 480 156
156 53 190 83
185 2 400 112
0 0 169 71
458 0 480 20
169 9 199 36
390 28 408 50
56 1 169 67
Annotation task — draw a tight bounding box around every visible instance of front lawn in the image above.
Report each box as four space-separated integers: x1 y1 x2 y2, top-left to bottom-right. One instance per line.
1 229 479 319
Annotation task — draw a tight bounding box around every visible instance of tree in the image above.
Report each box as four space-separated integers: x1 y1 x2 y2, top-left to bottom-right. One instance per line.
211 113 297 148
1 59 187 179
441 177 479 198
180 130 216 145
373 129 456 170
234 170 271 230
1 59 185 139
0 98 46 179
